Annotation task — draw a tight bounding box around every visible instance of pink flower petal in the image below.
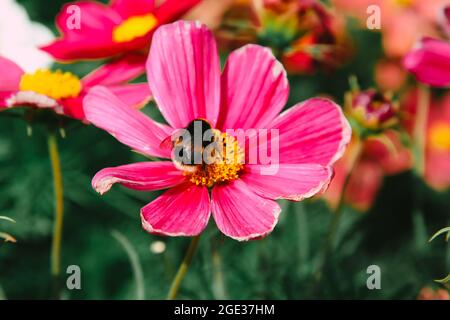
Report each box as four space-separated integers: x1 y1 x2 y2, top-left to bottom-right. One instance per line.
40 38 124 61
154 0 201 25
83 86 172 158
218 45 289 130
110 0 155 18
92 161 185 195
242 164 333 201
141 183 211 237
108 84 152 109
404 37 450 87
441 6 450 38
146 21 221 128
265 98 351 166
55 1 122 35
82 54 147 87
211 179 280 241
0 91 16 108
40 1 122 60
0 56 24 91
60 96 85 120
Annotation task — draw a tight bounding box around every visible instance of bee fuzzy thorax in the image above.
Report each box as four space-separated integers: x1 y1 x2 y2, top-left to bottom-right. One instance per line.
170 119 245 188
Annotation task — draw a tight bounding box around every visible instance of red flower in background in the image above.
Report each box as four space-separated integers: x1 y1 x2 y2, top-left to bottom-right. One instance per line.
398 90 450 191
0 54 150 120
323 132 412 211
204 0 348 74
41 0 200 61
264 0 348 73
426 95 450 190
332 0 448 58
417 287 449 300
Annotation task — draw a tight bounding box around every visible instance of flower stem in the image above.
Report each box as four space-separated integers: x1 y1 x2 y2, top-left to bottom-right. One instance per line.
316 137 363 281
413 85 430 176
211 241 227 299
47 132 64 285
166 236 200 300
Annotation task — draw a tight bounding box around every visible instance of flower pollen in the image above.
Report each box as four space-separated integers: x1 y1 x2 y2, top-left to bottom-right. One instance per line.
19 69 82 100
113 14 158 43
429 122 450 151
185 132 245 188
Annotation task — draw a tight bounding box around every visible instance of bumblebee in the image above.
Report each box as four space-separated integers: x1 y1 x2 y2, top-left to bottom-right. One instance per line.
160 118 221 172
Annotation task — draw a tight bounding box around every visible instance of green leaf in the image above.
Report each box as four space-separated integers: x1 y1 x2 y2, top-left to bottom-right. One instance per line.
429 227 450 243
0 216 15 224
434 274 450 284
0 232 16 243
111 230 145 300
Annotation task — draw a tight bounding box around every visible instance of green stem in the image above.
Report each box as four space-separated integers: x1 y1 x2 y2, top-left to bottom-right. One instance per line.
166 236 200 300
413 85 430 176
47 133 64 283
211 242 227 299
111 230 145 300
316 137 363 280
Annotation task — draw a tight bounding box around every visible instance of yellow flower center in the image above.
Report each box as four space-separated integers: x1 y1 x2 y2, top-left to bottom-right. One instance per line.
19 69 82 100
394 0 413 7
185 131 245 188
429 122 450 152
113 14 158 43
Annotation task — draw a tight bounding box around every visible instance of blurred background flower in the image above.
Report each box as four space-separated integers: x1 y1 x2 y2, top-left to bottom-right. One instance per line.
403 89 450 190
332 0 449 58
324 132 411 211
191 0 351 74
0 0 53 72
417 286 449 300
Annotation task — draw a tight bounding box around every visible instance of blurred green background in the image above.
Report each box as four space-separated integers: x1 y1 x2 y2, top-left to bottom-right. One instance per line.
0 0 448 299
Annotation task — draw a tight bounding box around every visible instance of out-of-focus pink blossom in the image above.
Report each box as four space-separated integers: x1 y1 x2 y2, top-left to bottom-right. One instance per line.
403 89 450 190
332 0 449 58
404 37 450 87
375 60 408 91
323 132 412 211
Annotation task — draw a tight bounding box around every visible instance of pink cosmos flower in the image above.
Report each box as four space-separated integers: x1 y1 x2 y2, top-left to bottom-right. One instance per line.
404 37 450 87
41 0 200 61
0 54 150 120
84 21 351 241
